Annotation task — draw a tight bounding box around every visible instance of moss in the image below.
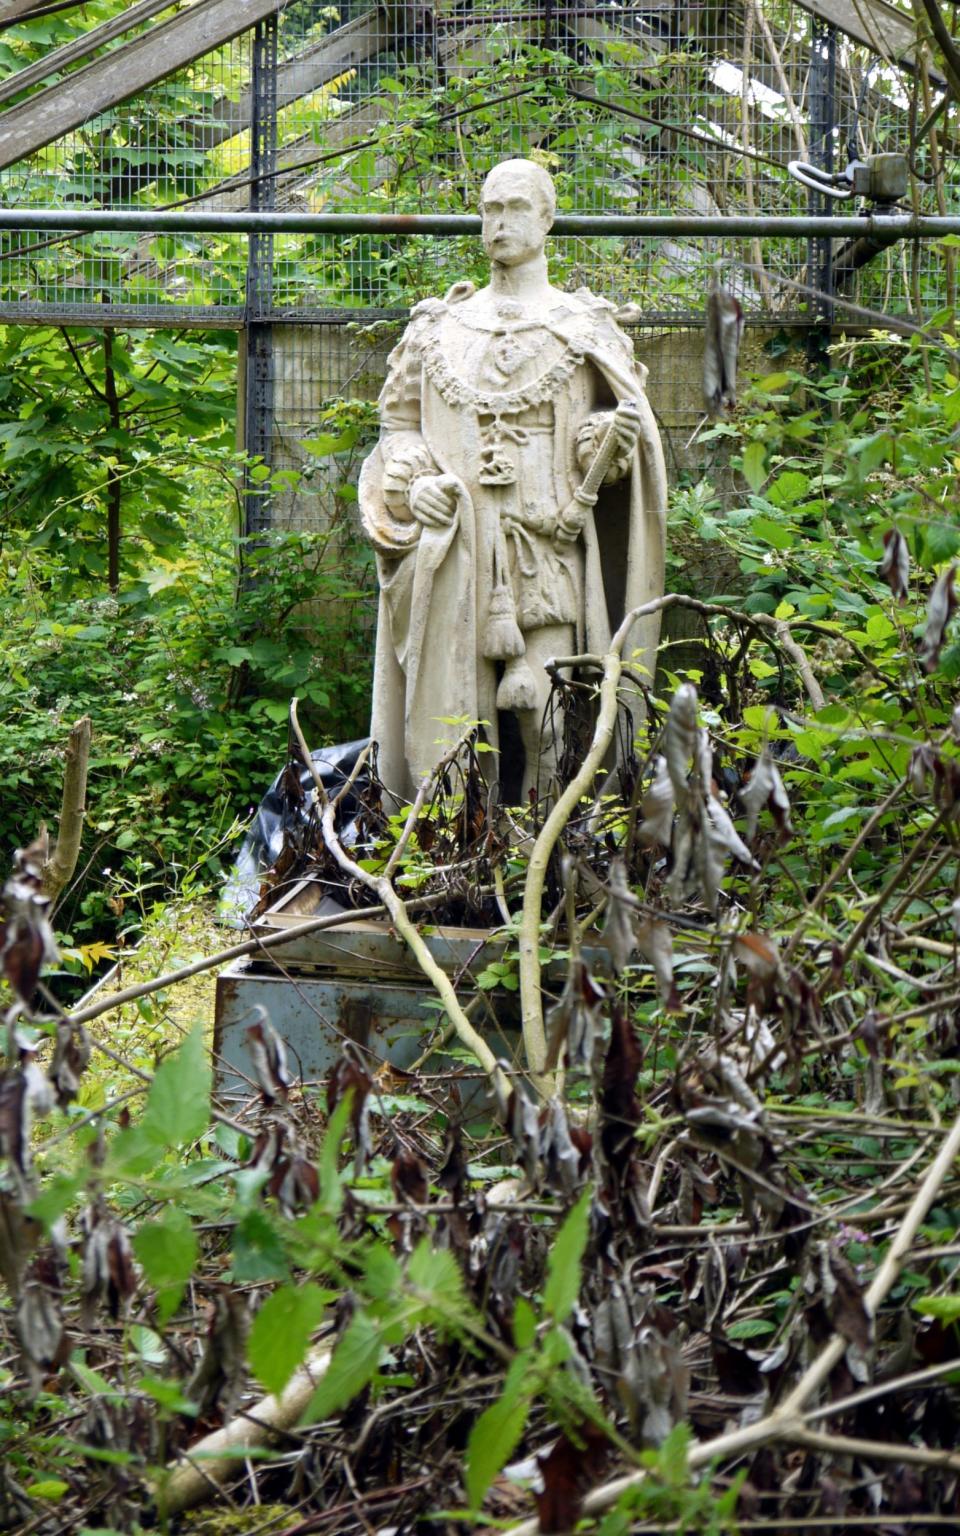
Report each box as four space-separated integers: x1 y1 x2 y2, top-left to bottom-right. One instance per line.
179 1504 291 1535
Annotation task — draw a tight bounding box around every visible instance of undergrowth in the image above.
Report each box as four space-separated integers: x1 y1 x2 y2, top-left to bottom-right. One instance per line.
4 332 960 1534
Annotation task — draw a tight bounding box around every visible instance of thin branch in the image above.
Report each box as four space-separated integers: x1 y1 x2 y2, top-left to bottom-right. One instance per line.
289 702 513 1112
504 1103 960 1534
913 0 960 103
789 1424 960 1473
65 902 391 1029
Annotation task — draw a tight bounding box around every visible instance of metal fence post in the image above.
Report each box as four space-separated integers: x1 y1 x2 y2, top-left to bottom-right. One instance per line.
242 13 278 539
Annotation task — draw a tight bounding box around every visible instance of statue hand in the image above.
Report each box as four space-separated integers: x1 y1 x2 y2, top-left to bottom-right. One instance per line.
611 398 643 456
409 473 458 528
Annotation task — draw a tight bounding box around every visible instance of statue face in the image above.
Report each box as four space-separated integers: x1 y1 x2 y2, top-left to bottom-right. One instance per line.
481 169 551 267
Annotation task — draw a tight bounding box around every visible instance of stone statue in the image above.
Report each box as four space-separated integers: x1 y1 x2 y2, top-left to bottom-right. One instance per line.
359 158 667 802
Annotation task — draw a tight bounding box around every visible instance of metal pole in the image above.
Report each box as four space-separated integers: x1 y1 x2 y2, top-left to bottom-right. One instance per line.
808 17 837 326
3 210 960 237
243 13 277 539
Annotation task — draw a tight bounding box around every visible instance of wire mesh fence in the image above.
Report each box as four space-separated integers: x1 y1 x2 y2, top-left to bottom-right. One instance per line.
0 0 954 326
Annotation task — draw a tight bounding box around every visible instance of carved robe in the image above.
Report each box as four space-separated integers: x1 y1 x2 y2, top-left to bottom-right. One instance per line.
359 284 667 800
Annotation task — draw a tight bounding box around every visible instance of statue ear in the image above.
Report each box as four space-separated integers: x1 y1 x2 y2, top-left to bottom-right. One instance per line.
444 280 476 305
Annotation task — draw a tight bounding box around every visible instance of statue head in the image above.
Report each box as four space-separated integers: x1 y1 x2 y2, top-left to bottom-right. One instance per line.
480 159 556 268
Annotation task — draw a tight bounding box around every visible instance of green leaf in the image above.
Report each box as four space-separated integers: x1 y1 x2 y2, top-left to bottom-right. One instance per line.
138 1374 199 1415
249 1284 329 1396
301 1311 384 1423
657 1421 691 1487
514 1296 537 1348
407 1242 468 1315
232 1208 289 1282
923 521 960 567
28 1172 84 1229
317 1092 352 1212
912 1294 960 1323
741 440 766 493
766 470 809 506
465 1390 530 1511
726 1317 776 1340
543 1186 591 1323
133 1207 197 1325
751 516 793 552
26 1480 69 1501
141 1024 211 1148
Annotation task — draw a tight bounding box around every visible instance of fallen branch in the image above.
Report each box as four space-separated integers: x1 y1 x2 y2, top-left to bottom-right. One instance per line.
161 1343 333 1515
41 715 91 903
64 899 390 1029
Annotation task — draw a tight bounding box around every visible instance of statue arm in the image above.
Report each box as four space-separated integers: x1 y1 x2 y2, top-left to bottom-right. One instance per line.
575 322 658 486
361 326 459 551
575 412 634 485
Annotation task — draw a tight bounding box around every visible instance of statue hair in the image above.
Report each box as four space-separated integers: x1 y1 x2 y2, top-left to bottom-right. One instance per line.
482 159 556 223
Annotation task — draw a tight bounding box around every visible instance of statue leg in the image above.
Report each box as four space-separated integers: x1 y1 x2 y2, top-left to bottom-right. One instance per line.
515 622 575 801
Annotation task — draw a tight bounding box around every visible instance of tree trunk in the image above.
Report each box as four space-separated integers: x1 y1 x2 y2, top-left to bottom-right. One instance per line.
102 330 122 594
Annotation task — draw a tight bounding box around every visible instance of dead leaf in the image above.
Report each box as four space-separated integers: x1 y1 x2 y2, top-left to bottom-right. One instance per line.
49 1021 91 1107
602 858 637 974
664 684 698 809
328 1048 373 1176
635 918 681 1010
741 748 793 842
540 1098 584 1197
879 527 910 602
600 1009 643 1166
391 1148 429 1205
920 563 957 672
190 1286 250 1420
545 959 606 1071
639 755 675 847
535 1423 608 1534
246 1015 293 1104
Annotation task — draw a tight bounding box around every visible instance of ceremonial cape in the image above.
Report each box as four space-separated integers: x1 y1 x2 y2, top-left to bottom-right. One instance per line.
359 289 667 801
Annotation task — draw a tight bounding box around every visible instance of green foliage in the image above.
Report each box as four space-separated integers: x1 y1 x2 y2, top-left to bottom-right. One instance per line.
248 1284 330 1396
133 1208 198 1325
0 324 376 960
542 1186 591 1324
140 1024 211 1147
597 1427 744 1535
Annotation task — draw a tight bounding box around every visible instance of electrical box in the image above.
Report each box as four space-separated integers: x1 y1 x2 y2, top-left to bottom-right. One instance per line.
852 153 908 205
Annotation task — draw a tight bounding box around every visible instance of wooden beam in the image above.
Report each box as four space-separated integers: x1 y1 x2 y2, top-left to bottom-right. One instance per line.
101 10 387 211
0 0 54 22
191 8 390 149
793 0 939 78
0 0 288 171
0 0 180 109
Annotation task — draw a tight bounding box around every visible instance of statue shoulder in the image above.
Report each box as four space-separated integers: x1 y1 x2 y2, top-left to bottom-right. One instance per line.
443 280 476 305
561 287 636 359
572 285 618 315
407 283 474 326
408 296 447 324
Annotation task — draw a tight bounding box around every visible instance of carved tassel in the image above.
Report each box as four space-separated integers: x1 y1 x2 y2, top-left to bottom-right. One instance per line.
497 655 538 713
483 582 525 660
483 528 525 661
